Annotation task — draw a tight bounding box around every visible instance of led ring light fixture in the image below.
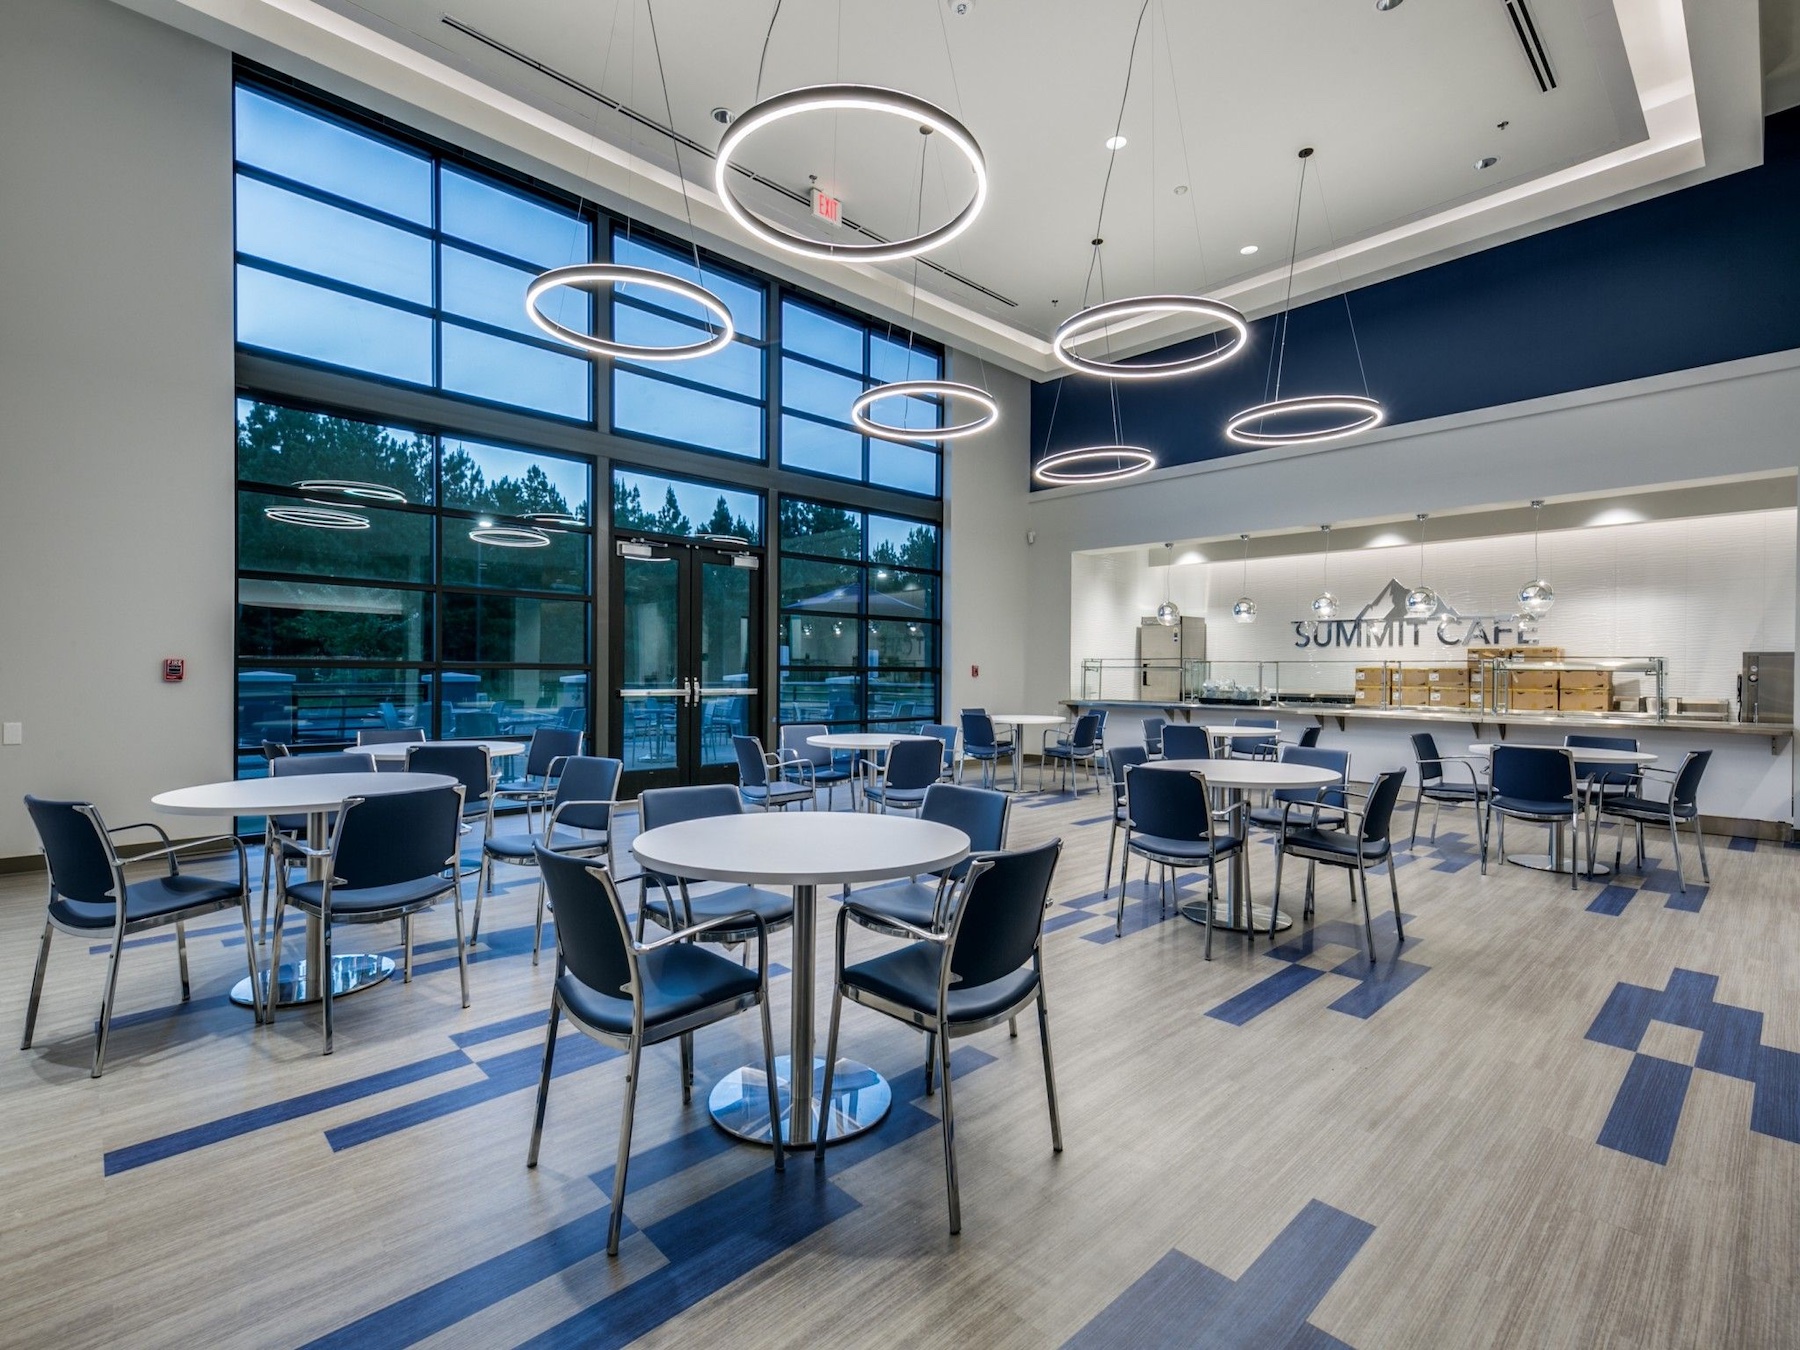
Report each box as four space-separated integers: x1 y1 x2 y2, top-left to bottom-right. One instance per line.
291 479 409 504
469 525 553 549
714 85 988 262
849 380 999 442
264 505 370 531
1052 295 1250 380
526 265 735 361
1032 445 1157 486
1223 395 1386 447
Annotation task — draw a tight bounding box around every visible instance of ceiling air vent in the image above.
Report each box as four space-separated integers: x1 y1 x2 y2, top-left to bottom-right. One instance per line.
1502 0 1556 93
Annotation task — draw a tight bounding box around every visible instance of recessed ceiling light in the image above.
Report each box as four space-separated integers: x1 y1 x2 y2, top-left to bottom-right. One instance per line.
1239 244 1258 256
1375 0 1403 9
1475 155 1499 170
1173 184 1188 195
1104 135 1128 151
711 107 731 125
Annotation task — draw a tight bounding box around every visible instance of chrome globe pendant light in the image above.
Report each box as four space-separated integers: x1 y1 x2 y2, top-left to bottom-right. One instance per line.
525 0 736 362
1404 513 1438 619
1052 0 1247 382
1233 533 1258 624
1156 542 1181 626
1313 524 1338 622
1225 148 1386 447
1519 498 1556 617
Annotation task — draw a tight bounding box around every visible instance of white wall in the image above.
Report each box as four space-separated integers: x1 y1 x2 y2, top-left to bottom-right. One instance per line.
0 0 236 860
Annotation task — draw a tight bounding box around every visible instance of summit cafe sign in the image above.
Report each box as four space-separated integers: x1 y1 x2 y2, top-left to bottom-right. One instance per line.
1293 580 1541 650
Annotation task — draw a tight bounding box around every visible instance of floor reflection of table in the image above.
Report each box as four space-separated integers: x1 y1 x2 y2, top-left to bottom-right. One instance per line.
631 812 968 1149
151 771 457 1008
1470 743 1656 876
1137 759 1339 934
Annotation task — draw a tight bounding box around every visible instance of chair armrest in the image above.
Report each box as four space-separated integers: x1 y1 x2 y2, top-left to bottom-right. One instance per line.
634 909 765 951
840 901 949 944
545 755 572 779
128 833 244 863
106 820 174 847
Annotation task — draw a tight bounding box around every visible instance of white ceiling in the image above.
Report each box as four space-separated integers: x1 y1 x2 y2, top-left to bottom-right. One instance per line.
116 0 1770 375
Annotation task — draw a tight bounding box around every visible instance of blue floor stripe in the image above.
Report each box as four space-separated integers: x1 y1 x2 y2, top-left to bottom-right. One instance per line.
1586 885 1636 916
1597 1053 1692 1164
451 1010 547 1047
1207 964 1326 1026
1042 910 1092 934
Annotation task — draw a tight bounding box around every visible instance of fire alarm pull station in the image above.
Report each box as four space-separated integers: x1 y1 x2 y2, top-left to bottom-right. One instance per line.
163 658 185 683
970 665 979 678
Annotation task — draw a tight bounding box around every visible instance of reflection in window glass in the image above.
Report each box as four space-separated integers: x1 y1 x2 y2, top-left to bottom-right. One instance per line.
238 490 432 585
235 177 432 304
237 266 433 385
440 167 589 270
237 666 427 750
782 300 862 370
868 619 935 669
441 594 589 665
236 399 434 503
613 370 763 458
779 498 862 559
443 246 588 338
780 415 861 480
868 514 939 568
615 308 762 396
870 567 937 618
436 669 588 737
782 358 864 420
612 467 763 544
441 438 591 521
869 440 940 496
778 671 864 727
234 86 432 224
783 616 859 667
614 233 766 339
238 581 430 663
779 559 861 612
441 323 592 421
441 518 590 594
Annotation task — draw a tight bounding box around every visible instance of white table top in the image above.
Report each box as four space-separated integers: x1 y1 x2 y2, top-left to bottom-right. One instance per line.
990 713 1068 727
363 739 526 763
632 813 970 886
807 732 937 751
1470 743 1655 764
152 772 459 816
1139 759 1340 791
1203 724 1281 739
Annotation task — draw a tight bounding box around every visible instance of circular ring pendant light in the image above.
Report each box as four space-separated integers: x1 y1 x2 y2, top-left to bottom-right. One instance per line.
291 479 408 504
714 84 988 262
264 505 370 531
526 265 735 361
469 525 553 549
849 380 999 442
1052 295 1249 380
1224 395 1386 446
1032 446 1156 486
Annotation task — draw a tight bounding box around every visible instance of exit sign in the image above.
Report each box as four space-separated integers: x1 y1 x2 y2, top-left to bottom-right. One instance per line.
810 187 842 227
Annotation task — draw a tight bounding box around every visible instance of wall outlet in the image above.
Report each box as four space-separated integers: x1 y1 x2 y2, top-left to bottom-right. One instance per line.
2 723 21 746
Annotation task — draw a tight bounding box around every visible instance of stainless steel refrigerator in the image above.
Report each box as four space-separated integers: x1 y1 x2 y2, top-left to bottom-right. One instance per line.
1739 652 1793 723
1137 617 1205 701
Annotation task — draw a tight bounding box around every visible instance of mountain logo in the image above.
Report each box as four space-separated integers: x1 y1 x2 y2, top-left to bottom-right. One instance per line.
1354 579 1461 624
1297 580 1530 651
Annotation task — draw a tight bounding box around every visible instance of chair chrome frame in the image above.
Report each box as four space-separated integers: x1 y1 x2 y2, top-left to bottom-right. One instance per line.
269 786 469 1054
1270 772 1407 964
528 861 781 1257
1409 750 1489 855
479 789 619 967
857 741 939 816
816 846 1064 1235
1101 747 1148 898
734 736 815 813
1038 715 1101 795
22 804 259 1077
1598 753 1712 894
1482 748 1585 889
846 787 1013 943
494 731 585 830
259 750 378 941
1118 771 1248 960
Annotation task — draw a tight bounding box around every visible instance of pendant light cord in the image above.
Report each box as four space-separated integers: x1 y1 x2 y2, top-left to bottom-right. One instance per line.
645 0 716 332
754 0 784 102
1270 152 1309 405
1312 158 1372 398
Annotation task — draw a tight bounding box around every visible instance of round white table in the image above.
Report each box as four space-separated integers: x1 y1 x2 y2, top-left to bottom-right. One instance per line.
807 733 938 808
1137 759 1340 933
362 739 526 763
1471 743 1656 876
1203 724 1280 756
151 772 458 1009
990 714 1070 790
631 812 969 1149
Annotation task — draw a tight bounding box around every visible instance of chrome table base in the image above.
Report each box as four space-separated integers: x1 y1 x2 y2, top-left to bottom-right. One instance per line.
709 1054 893 1147
1178 897 1293 934
230 954 395 1009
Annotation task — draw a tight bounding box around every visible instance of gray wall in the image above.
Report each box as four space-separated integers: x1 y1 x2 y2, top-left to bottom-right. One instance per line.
0 0 236 858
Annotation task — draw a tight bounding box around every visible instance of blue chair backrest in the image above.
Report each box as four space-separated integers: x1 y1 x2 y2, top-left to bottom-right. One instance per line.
960 711 1001 752
1159 724 1212 761
884 737 944 791
1566 733 1637 785
457 711 501 738
1091 708 1109 736
1068 713 1101 752
332 786 462 889
1491 747 1575 804
1107 746 1148 796
639 783 743 832
550 756 622 833
273 752 375 778
524 727 583 777
536 847 633 1001
1126 766 1211 841
358 727 425 746
732 735 771 789
921 723 959 770
1142 717 1166 753
1275 744 1349 806
1671 749 1712 808
406 744 493 807
1410 732 1443 784
947 839 1062 990
24 796 118 905
920 784 1009 865
1361 770 1407 842
1297 725 1322 749
780 723 832 769
1236 717 1278 754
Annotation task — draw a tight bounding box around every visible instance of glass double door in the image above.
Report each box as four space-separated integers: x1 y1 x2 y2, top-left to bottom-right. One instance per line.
612 541 762 796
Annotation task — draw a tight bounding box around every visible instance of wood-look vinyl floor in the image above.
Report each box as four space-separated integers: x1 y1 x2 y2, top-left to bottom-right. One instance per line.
2 782 1796 1349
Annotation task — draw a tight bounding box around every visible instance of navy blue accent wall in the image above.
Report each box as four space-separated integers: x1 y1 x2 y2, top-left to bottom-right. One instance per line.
1031 110 1800 486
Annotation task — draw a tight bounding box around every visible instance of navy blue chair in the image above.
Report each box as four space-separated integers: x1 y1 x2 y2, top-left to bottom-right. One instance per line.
847 784 1011 940
919 723 961 781
1484 747 1583 888
1040 712 1102 794
862 736 944 814
1142 717 1166 758
732 735 814 812
959 712 1017 789
22 796 260 1076
1599 749 1713 893
406 742 497 836
1294 725 1323 749
1270 770 1409 962
270 784 468 1054
1249 745 1349 834
262 751 376 938
357 727 425 747
779 723 853 809
1565 733 1638 857
636 786 794 947
1121 765 1246 957
1233 717 1279 760
479 756 623 965
494 727 584 827
819 839 1064 1234
1103 746 1149 898
528 848 781 1257
1409 732 1489 853
1158 723 1212 762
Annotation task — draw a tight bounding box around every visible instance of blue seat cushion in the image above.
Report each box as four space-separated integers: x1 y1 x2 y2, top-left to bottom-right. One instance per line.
1602 794 1697 821
640 883 793 937
864 784 929 807
1422 782 1486 802
49 873 243 930
843 941 1038 1025
846 880 944 932
965 745 1013 760
286 875 456 915
1282 828 1391 862
1248 804 1348 831
484 832 542 861
558 943 759 1037
740 782 812 806
1491 795 1576 818
496 776 552 795
808 765 853 784
1128 832 1242 862
1042 745 1095 761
